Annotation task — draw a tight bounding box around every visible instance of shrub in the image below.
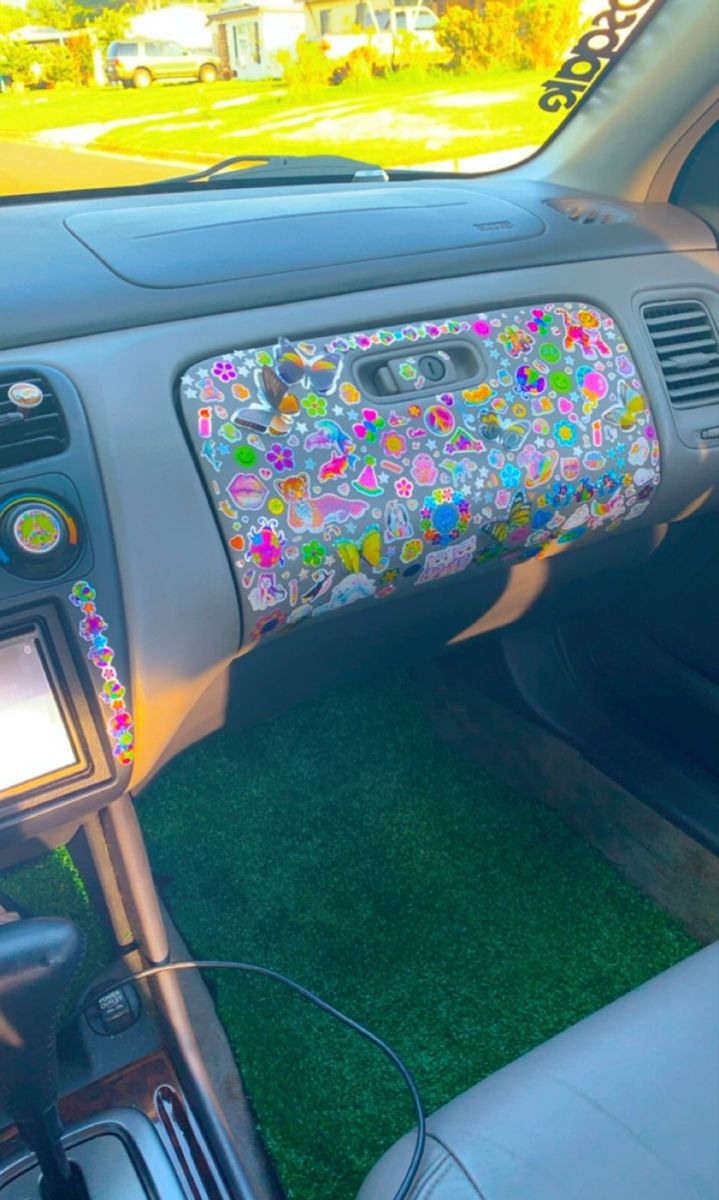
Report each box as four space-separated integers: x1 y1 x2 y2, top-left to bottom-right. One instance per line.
436 1 518 74
66 32 93 85
277 35 332 92
331 43 386 85
0 38 39 85
40 42 73 84
390 29 435 73
516 0 583 70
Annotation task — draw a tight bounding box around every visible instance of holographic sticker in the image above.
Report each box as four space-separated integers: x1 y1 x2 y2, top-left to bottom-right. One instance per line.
179 301 661 646
69 581 134 765
13 507 62 555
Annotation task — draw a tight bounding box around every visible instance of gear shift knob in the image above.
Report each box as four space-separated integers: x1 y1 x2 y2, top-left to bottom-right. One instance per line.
0 917 87 1199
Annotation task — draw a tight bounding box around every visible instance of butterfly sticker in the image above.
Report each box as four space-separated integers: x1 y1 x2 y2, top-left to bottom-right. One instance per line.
275 337 341 395
604 380 646 432
232 365 300 435
476 410 530 450
483 491 531 545
335 525 384 574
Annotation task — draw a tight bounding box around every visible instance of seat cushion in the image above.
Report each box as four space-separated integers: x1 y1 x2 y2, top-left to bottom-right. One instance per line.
358 942 719 1200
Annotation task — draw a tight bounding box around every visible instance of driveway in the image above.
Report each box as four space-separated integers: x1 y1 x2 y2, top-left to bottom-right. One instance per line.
0 138 173 197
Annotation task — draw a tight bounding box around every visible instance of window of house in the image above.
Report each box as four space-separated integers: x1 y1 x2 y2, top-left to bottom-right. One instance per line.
250 21 261 64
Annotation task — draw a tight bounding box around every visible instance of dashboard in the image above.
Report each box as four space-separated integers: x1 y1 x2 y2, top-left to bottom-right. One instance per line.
0 175 717 840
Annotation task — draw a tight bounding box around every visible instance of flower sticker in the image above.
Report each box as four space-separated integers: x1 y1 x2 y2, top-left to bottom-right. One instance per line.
266 443 295 472
381 430 406 457
553 419 577 446
302 540 325 567
353 408 385 443
395 477 413 498
302 393 327 418
212 360 237 382
420 487 471 545
500 464 521 488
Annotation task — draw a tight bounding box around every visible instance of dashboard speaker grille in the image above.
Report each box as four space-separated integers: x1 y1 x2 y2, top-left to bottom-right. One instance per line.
0 373 68 469
643 300 719 407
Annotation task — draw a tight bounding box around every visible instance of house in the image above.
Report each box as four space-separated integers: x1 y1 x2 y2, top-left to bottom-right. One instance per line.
303 0 441 36
304 0 362 35
208 0 304 79
8 24 73 47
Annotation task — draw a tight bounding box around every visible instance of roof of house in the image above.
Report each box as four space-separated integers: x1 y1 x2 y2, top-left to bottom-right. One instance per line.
208 0 302 20
10 24 73 44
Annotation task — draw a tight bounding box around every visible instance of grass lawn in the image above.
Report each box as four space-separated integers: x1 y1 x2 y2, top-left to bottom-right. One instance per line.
0 70 560 170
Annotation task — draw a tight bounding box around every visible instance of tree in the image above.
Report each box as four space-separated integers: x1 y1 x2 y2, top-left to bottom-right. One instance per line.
90 3 133 53
25 0 88 30
516 0 583 70
0 4 26 36
436 1 518 73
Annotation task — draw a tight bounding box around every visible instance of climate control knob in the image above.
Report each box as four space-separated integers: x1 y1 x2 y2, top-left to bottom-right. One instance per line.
0 494 81 579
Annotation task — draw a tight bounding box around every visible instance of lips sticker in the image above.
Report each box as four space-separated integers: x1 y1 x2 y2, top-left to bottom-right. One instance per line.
227 473 269 511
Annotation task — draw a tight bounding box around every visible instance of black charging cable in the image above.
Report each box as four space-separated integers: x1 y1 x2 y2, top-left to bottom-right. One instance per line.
79 959 426 1200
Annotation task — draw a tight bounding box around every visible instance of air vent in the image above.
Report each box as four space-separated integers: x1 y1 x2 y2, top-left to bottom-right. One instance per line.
0 373 68 469
544 197 633 225
643 301 719 407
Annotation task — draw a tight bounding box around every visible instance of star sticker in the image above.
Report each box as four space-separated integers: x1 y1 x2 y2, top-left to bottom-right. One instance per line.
378 472 389 484
296 422 308 434
304 456 316 470
333 405 344 416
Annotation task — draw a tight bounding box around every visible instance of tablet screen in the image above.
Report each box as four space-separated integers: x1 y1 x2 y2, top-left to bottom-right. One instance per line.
0 636 77 793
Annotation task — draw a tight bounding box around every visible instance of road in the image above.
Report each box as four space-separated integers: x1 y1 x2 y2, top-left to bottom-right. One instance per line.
0 138 175 197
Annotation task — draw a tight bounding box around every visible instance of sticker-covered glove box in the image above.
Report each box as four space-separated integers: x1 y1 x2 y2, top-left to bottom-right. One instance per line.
178 302 660 645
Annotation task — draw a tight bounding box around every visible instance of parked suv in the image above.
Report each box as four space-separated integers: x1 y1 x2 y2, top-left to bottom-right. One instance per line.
106 39 221 88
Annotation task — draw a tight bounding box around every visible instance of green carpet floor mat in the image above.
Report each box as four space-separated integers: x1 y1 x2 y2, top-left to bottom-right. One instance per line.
0 847 109 1002
138 673 699 1200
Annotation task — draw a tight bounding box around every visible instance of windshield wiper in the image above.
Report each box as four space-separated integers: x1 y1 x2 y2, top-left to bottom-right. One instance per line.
145 153 393 188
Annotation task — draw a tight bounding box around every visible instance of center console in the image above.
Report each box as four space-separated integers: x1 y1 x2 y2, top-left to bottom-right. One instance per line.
0 368 133 843
0 1111 186 1200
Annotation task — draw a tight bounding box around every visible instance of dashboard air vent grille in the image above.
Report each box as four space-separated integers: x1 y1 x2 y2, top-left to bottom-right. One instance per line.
544 197 633 225
642 301 719 407
0 373 68 469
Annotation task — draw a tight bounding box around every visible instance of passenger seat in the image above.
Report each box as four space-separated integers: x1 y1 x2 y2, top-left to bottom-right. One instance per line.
358 942 719 1199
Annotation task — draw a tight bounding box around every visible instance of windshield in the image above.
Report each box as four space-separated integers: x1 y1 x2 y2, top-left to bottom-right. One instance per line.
0 0 663 198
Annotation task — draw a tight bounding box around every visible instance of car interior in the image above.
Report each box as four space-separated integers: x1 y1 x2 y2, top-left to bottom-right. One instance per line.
0 0 718 1197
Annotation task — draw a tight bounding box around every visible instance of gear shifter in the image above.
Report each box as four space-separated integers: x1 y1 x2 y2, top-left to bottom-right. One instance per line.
0 917 89 1200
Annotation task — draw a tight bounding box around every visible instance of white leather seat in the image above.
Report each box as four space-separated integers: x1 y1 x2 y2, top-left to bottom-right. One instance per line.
358 942 719 1200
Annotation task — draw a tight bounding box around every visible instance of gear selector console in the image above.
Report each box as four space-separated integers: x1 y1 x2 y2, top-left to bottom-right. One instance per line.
0 917 186 1200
